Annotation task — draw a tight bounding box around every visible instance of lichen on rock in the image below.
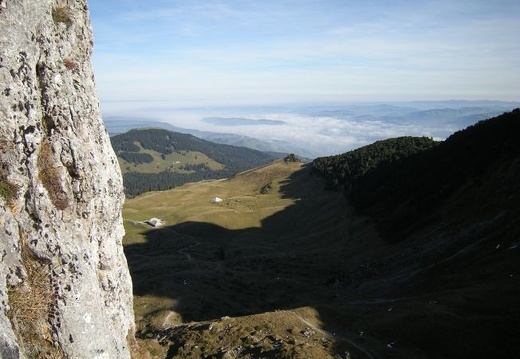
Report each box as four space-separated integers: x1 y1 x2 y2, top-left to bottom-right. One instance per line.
0 1 135 358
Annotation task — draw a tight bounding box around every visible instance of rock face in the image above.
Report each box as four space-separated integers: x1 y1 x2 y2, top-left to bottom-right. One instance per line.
0 1 135 358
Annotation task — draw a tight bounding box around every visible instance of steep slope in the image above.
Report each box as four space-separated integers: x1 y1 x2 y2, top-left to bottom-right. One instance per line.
312 109 520 358
0 1 134 358
313 136 438 190
315 109 520 242
111 128 276 197
123 111 519 359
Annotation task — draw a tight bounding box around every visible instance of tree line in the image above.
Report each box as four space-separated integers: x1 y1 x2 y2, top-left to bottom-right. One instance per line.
110 128 275 197
312 109 520 242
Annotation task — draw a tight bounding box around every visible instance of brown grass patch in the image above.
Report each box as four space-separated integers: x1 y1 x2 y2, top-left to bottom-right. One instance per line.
7 235 64 358
52 6 72 26
0 179 19 208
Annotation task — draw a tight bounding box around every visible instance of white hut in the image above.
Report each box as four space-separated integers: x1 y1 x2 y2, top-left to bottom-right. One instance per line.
212 197 223 203
145 218 165 227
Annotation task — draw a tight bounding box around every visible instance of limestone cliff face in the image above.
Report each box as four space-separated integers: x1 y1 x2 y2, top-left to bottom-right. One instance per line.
0 1 135 358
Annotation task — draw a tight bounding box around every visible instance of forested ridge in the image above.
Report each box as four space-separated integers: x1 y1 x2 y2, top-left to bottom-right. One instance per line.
110 128 275 196
313 109 520 242
313 136 438 189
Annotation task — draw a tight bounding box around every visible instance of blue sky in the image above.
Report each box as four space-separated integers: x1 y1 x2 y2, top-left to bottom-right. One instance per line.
89 0 520 107
88 1 519 156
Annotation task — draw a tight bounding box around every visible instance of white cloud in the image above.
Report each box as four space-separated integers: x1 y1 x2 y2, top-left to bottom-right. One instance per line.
101 100 480 157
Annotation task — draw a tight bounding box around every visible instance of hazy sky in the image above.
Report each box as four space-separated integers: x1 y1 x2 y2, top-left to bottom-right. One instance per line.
89 0 520 108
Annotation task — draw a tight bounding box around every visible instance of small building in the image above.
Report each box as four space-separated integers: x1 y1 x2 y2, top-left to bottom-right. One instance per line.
212 197 223 203
145 218 165 227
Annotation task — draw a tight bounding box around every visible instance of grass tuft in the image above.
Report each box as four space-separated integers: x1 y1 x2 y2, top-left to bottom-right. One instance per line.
52 6 72 26
0 180 19 207
7 235 65 359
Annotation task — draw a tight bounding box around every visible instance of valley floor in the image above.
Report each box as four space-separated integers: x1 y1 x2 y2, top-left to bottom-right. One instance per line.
123 160 520 359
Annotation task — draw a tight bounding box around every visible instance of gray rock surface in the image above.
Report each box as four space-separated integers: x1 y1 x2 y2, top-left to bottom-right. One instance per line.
0 1 135 358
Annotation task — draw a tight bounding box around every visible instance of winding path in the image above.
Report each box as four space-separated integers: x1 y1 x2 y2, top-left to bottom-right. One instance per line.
162 227 201 263
178 239 200 262
288 310 375 359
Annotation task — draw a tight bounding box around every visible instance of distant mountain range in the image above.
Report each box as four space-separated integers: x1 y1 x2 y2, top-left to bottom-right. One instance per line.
103 101 519 159
307 104 517 128
104 116 310 158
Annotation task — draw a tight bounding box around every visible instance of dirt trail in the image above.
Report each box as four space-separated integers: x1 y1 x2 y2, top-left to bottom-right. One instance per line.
163 227 200 263
288 310 375 359
178 240 200 262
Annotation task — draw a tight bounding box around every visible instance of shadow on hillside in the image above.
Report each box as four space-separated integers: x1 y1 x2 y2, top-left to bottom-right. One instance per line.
124 164 366 356
124 160 520 359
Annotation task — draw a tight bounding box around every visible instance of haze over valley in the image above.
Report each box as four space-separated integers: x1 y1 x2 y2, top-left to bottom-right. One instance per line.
104 100 519 158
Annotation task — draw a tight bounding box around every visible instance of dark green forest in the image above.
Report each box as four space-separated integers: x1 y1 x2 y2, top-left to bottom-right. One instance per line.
110 128 275 197
313 109 520 242
122 170 231 197
313 136 438 190
118 152 154 164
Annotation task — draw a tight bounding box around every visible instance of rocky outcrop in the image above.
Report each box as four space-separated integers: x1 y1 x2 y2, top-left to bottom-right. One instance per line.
0 1 135 358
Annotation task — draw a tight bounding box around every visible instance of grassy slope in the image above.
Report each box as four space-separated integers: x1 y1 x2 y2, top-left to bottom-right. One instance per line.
124 159 424 359
124 160 369 358
124 152 520 359
118 142 224 175
124 160 300 238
